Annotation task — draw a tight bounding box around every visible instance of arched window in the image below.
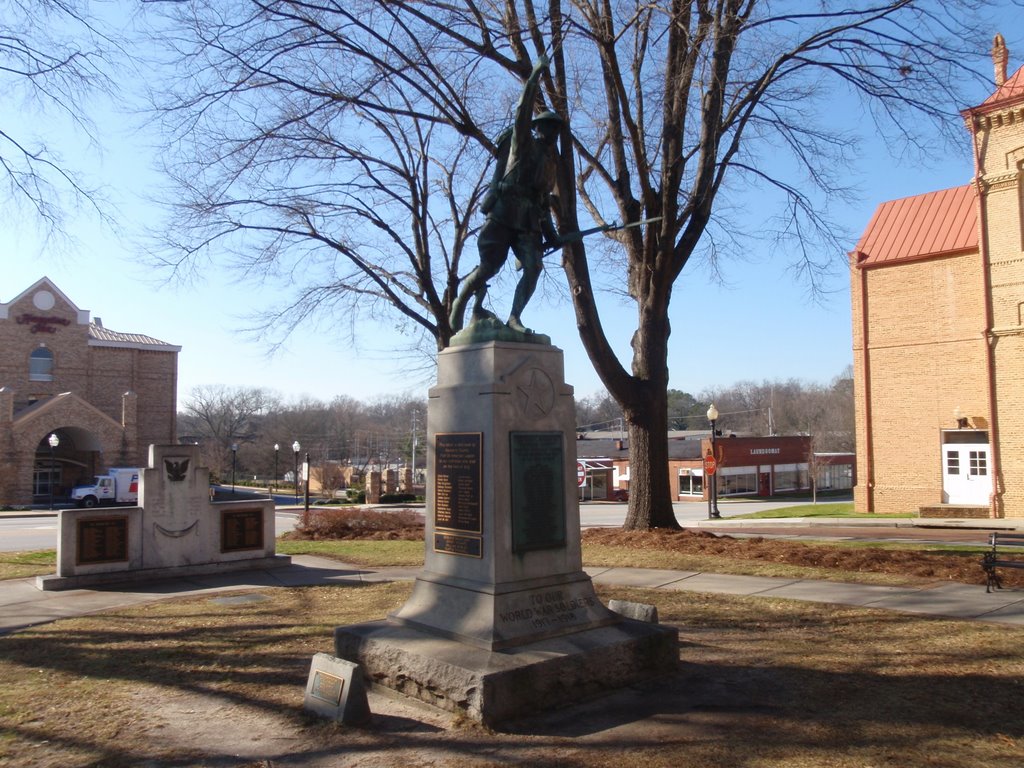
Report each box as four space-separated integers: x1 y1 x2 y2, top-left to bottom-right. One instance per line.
29 347 53 381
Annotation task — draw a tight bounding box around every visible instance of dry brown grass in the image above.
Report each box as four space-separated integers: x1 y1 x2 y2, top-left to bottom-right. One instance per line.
0 550 55 581
1 581 1022 767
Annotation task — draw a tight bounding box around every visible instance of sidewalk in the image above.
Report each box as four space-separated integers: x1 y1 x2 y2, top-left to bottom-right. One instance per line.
2 554 1022 637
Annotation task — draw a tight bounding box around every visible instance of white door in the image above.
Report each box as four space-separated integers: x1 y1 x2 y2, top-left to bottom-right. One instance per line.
942 443 991 504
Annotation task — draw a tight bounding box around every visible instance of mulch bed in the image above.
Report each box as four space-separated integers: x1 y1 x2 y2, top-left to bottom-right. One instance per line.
582 527 1023 587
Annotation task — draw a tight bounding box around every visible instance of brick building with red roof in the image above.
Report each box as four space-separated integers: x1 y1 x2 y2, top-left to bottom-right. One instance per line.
851 34 1024 518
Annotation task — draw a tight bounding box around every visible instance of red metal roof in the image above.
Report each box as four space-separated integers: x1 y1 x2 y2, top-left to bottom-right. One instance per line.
852 185 977 267
979 65 1024 110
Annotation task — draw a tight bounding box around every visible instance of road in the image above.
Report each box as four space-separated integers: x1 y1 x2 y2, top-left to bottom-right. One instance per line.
0 510 302 553
0 496 1003 552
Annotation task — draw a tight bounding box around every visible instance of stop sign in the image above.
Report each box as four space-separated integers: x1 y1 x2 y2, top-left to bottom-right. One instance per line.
576 461 586 487
703 454 717 476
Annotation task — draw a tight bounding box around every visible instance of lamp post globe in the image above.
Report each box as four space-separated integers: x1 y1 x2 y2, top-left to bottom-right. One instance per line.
292 441 301 502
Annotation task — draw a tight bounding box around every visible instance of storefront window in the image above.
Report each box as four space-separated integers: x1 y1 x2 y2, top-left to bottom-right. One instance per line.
773 468 809 492
678 471 703 496
817 465 853 490
719 471 757 495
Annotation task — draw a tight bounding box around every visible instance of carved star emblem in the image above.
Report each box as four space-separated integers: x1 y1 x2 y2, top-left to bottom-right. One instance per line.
517 368 554 416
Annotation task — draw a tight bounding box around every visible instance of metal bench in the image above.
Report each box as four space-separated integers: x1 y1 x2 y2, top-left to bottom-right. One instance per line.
982 532 1024 593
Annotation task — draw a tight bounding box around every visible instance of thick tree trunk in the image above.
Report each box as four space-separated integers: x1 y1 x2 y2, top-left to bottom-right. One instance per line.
622 380 680 530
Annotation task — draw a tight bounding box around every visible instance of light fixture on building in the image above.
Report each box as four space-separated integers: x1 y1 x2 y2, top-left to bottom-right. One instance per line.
954 406 969 430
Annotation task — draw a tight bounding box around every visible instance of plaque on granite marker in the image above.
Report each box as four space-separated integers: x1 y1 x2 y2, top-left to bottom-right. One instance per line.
77 516 129 565
310 669 345 705
434 432 482 534
510 431 566 552
433 532 483 558
221 509 264 552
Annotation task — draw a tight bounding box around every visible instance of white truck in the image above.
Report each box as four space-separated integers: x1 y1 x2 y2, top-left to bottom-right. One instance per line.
71 468 140 508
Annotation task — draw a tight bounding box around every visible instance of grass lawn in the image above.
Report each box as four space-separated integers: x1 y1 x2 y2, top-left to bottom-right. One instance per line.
729 501 916 519
275 538 424 566
0 550 55 580
0 582 1021 767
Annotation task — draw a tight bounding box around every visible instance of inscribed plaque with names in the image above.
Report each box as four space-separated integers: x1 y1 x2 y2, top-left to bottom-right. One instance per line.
220 509 264 552
76 516 129 565
510 431 566 552
434 432 482 534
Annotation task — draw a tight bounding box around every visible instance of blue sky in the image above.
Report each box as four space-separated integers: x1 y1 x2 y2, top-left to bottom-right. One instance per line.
2 8 1015 411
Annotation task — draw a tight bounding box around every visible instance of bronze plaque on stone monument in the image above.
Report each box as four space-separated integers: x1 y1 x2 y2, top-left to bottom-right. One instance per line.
433 531 483 558
221 509 264 552
510 431 566 552
77 516 129 565
434 432 482 534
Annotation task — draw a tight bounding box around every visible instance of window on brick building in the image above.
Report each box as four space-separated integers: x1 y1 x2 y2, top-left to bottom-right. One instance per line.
968 450 988 476
29 347 53 381
946 451 960 475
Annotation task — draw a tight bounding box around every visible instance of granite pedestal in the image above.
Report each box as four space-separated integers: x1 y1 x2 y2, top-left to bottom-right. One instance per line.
334 341 677 725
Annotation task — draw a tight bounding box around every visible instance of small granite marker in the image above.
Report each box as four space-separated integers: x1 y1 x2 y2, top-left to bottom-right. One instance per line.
303 653 370 725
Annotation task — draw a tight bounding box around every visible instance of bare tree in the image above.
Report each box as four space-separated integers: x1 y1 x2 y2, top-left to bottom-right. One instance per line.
704 371 853 450
144 0 503 354
1 0 115 239
179 385 279 477
148 0 995 529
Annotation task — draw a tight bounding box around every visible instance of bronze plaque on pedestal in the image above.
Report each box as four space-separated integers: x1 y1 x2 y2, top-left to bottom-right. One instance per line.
221 509 264 552
433 532 483 558
77 516 129 565
510 431 566 552
434 432 482 534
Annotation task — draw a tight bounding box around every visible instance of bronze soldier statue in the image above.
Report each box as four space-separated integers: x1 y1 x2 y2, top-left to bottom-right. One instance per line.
450 56 561 335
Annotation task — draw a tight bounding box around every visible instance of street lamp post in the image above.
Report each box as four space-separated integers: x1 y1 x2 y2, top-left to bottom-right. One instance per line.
707 404 721 520
230 443 238 496
292 441 301 502
47 433 59 510
273 443 280 494
411 410 419 491
303 450 311 527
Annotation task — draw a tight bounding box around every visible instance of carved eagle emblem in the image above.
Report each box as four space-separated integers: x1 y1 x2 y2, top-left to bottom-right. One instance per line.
165 458 190 482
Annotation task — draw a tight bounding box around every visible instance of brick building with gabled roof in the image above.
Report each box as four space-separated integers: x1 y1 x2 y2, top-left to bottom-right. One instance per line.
0 277 180 505
851 34 1024 518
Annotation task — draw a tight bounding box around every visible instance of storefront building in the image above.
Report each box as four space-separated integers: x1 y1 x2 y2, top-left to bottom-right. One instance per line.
576 433 854 502
0 278 180 505
674 436 854 501
851 37 1024 518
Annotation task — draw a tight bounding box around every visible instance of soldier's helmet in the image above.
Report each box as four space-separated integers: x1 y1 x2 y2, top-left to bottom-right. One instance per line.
533 110 563 126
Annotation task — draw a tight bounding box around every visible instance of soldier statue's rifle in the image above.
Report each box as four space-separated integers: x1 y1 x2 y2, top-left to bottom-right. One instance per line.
544 216 663 255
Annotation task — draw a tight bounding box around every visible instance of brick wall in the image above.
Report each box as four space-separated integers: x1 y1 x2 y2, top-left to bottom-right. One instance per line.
0 281 178 504
851 251 989 513
853 91 1024 517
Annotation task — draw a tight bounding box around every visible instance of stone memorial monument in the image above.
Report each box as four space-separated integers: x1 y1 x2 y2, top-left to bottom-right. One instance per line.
332 57 675 725
37 443 288 590
334 341 677 725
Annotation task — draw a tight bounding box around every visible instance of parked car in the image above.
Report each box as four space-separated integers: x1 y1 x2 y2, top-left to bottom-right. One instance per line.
611 488 629 502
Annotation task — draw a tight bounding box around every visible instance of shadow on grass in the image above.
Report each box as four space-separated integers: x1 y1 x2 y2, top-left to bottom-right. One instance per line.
1 586 1022 767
